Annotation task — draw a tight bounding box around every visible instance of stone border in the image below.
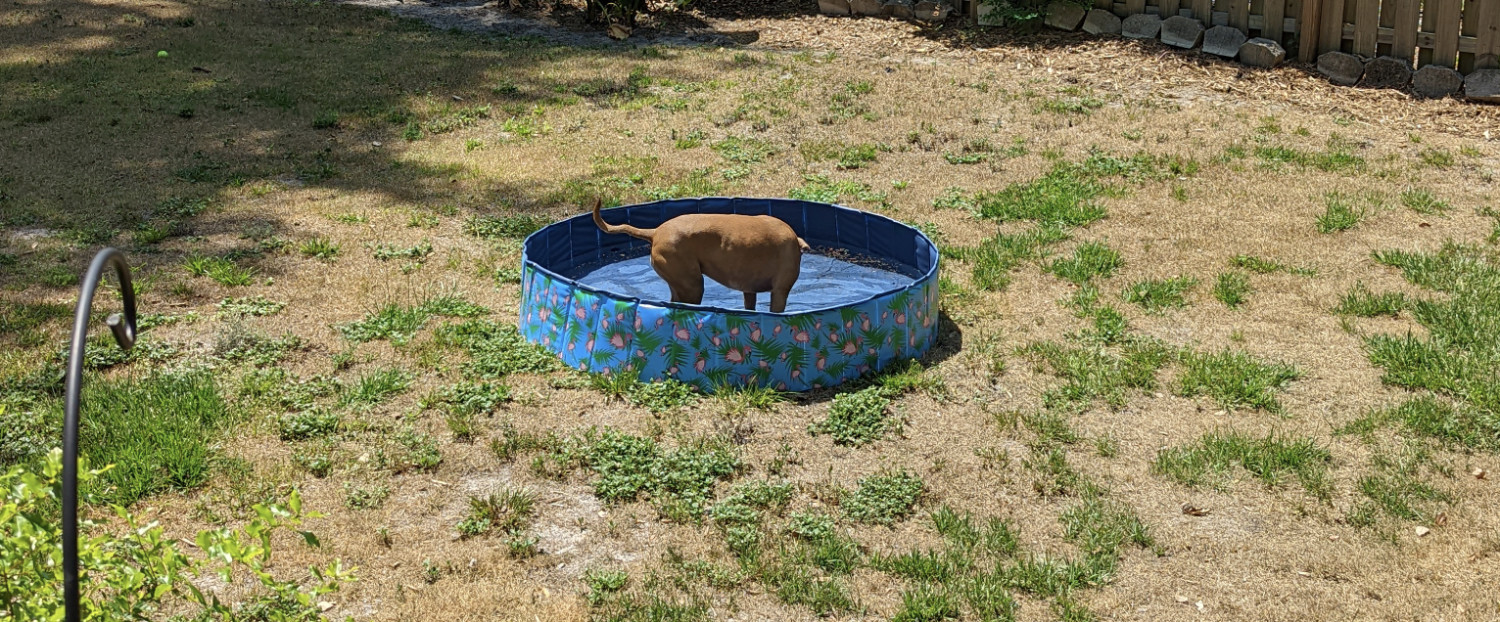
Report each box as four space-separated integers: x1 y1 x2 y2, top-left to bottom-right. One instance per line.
1012 2 1490 101
818 0 952 21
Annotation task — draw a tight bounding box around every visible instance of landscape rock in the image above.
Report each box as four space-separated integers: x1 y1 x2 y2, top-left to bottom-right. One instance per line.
1317 51 1365 86
1081 9 1122 35
1361 56 1412 88
1044 2 1088 31
913 1 951 21
1465 68 1500 102
1202 25 1247 57
1159 15 1204 48
818 0 852 15
848 0 886 15
1121 13 1162 39
885 0 915 19
1237 37 1285 68
1412 65 1464 99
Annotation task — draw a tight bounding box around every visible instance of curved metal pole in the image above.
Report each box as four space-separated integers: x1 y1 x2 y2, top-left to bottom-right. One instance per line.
62 248 137 622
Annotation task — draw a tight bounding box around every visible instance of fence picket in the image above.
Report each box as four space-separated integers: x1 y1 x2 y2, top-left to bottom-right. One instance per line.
1354 0 1380 54
1265 0 1287 41
1193 0 1212 21
1319 0 1348 53
1471 0 1500 70
1299 0 1323 60
1389 0 1421 62
1231 0 1252 29
1430 0 1462 68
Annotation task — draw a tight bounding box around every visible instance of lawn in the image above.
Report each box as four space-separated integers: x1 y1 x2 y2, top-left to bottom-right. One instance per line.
2 0 1499 620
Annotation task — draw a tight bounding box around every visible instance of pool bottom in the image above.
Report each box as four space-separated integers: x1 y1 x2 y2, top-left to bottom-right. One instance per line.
573 252 916 314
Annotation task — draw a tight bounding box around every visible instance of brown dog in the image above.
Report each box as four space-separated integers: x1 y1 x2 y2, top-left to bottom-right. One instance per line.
592 199 808 313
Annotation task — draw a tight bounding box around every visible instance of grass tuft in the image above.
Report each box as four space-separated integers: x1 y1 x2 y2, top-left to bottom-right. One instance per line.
1048 242 1123 284
1176 349 1300 413
1212 271 1251 308
1334 283 1407 317
1154 431 1332 499
1121 276 1197 312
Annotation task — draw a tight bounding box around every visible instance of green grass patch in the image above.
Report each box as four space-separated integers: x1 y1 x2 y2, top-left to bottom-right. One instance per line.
1347 442 1452 528
932 186 976 212
457 487 537 542
1212 271 1251 308
215 329 302 367
184 255 256 286
545 429 739 519
465 214 549 239
1340 395 1500 451
842 470 924 524
1400 188 1451 215
216 295 285 318
1121 276 1197 312
339 296 491 345
1334 283 1407 317
809 387 896 446
1253 142 1365 173
1365 243 1499 418
591 375 701 413
1153 431 1332 499
891 585 963 622
341 367 413 408
1176 349 1301 413
953 226 1068 292
788 174 887 206
1048 242 1123 284
300 237 340 261
712 136 777 164
1316 192 1370 233
371 239 434 261
74 372 226 505
800 140 883 169
1021 338 1172 408
437 319 560 378
1230 254 1316 276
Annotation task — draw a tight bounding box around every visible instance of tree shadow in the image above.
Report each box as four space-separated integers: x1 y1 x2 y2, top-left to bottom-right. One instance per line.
0 0 770 293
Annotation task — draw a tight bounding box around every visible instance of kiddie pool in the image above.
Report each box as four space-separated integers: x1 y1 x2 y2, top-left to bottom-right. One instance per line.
518 197 939 392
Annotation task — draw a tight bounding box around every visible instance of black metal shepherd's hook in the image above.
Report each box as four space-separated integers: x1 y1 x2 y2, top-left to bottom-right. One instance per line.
61 248 137 622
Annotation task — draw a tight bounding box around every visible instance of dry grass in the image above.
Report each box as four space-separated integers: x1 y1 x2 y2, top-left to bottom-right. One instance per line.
3 1 1500 621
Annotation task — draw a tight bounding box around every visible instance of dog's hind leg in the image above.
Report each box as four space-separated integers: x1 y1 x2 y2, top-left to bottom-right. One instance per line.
679 276 705 306
769 288 789 313
743 291 756 311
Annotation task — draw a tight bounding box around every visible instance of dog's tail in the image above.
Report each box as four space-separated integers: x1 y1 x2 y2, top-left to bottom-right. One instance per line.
797 237 810 252
592 198 655 242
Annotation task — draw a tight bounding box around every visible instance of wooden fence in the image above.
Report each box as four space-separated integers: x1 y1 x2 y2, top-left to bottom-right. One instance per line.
1300 0 1500 69
964 0 1500 71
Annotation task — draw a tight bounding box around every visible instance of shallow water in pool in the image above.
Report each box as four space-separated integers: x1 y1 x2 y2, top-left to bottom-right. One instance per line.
573 252 917 313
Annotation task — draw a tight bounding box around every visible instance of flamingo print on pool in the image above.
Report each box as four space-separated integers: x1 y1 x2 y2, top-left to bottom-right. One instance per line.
518 264 938 392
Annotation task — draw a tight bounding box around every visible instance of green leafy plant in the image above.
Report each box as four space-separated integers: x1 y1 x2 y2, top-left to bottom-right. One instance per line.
216 295 286 318
1 451 351 621
809 387 896 446
842 470 924 524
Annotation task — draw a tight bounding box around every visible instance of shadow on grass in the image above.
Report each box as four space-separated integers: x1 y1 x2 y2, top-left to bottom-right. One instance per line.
0 0 767 291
